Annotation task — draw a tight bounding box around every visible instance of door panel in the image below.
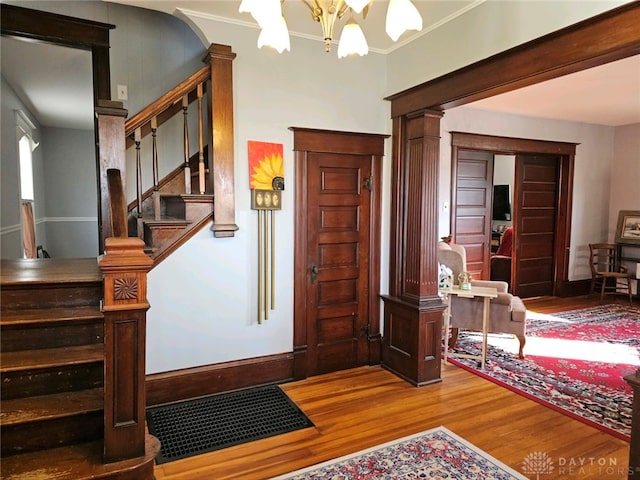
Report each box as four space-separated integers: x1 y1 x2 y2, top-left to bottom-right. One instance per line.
453 149 494 280
307 152 371 375
514 155 559 297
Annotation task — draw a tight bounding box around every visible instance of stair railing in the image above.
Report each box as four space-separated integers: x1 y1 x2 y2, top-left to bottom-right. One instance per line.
125 65 210 227
94 43 238 465
97 44 238 251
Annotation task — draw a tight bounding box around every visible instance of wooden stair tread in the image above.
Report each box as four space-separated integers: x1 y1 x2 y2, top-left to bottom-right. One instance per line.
1 388 103 426
0 258 101 286
142 216 191 225
0 344 103 372
0 435 160 480
1 306 103 327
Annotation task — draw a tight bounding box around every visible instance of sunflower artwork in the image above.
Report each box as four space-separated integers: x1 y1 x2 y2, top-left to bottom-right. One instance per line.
249 141 284 210
248 141 284 324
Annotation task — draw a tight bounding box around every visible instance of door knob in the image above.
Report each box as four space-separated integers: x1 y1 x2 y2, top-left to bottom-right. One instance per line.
310 264 319 283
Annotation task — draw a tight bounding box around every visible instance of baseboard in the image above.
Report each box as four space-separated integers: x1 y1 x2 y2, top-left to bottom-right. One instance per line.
146 352 294 407
555 279 591 297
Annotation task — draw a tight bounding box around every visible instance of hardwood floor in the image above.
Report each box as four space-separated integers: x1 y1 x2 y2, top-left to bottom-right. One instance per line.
153 296 634 480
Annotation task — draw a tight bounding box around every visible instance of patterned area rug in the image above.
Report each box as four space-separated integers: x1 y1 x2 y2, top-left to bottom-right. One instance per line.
270 426 526 479
448 304 639 440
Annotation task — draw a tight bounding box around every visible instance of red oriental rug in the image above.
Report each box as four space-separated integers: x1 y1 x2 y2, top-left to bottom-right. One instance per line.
270 426 527 479
448 304 639 440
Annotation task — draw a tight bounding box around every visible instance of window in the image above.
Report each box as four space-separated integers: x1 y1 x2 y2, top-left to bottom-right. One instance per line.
15 110 39 258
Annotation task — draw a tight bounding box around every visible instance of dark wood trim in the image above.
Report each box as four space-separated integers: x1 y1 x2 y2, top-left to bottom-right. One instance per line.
145 353 294 407
204 44 239 238
381 111 446 386
99 237 153 463
450 132 578 155
449 132 577 296
291 127 388 379
96 103 128 245
387 2 640 117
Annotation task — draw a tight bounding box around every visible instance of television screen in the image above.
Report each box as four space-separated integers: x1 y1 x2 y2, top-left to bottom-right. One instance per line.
493 184 511 221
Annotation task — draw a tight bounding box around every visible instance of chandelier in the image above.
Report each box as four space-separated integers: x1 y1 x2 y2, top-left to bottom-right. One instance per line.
238 0 423 58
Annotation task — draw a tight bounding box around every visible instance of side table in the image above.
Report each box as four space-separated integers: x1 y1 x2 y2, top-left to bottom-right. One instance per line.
440 285 498 369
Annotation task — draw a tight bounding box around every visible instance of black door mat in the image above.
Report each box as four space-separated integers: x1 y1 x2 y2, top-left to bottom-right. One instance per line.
146 384 314 464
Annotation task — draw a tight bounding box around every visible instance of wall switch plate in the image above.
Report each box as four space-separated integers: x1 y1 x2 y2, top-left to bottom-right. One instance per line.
117 84 128 100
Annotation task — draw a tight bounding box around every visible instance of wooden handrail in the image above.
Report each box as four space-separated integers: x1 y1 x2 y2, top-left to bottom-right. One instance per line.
125 65 210 137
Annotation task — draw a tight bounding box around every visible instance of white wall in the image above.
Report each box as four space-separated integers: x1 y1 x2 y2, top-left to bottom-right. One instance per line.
609 123 640 238
146 15 390 373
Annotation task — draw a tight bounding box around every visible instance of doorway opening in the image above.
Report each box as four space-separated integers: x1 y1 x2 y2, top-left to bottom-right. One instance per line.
450 132 577 298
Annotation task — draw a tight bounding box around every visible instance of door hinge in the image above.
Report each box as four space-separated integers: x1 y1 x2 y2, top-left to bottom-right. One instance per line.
364 176 373 191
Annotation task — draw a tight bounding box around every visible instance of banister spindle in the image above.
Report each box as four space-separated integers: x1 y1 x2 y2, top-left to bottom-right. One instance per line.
182 94 191 195
197 83 205 194
151 117 160 220
134 127 143 219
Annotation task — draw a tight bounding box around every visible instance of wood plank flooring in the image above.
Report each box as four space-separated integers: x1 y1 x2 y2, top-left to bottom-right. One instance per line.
153 296 635 480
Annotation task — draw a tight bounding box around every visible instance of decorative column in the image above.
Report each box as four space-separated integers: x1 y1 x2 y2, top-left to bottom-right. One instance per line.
99 237 153 462
381 110 445 386
625 369 640 479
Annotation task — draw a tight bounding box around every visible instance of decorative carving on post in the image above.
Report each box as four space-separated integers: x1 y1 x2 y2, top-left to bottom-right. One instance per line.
99 237 153 462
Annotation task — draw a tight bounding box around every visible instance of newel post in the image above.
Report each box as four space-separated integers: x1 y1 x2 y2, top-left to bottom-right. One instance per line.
96 100 128 252
204 44 238 238
99 237 153 462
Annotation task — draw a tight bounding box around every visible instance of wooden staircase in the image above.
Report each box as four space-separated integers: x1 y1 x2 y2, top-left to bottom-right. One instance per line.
0 258 159 479
0 41 238 479
127 152 215 264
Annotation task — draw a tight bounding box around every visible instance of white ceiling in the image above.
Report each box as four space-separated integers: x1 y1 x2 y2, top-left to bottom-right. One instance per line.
2 1 639 129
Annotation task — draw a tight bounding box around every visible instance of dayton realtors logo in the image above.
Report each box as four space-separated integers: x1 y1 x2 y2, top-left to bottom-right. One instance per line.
521 452 632 478
522 452 554 479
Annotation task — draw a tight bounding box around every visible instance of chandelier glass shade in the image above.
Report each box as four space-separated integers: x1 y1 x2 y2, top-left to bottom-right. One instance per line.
239 0 423 58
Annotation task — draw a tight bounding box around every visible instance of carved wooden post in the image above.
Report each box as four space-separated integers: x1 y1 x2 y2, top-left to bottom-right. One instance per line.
625 369 640 479
204 44 238 238
381 110 446 386
99 237 153 462
96 100 128 252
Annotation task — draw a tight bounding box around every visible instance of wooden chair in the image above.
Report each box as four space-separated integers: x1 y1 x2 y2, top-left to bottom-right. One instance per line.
588 243 633 304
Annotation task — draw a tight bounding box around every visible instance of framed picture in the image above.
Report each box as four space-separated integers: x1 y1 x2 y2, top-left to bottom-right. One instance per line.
615 210 640 245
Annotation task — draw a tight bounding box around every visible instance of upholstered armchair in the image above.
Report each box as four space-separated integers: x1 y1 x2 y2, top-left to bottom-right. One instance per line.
438 242 527 359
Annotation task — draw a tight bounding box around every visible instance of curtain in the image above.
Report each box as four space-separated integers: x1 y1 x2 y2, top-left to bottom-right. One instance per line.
21 201 36 259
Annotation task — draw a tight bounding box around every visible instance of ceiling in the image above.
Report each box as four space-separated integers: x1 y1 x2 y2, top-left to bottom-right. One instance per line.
2 1 639 129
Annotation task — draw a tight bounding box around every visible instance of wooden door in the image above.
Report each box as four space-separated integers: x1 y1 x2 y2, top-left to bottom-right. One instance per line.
513 154 560 297
452 149 494 280
305 152 371 375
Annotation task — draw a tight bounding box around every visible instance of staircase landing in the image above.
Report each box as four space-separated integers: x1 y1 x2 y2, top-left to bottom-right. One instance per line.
1 257 102 284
